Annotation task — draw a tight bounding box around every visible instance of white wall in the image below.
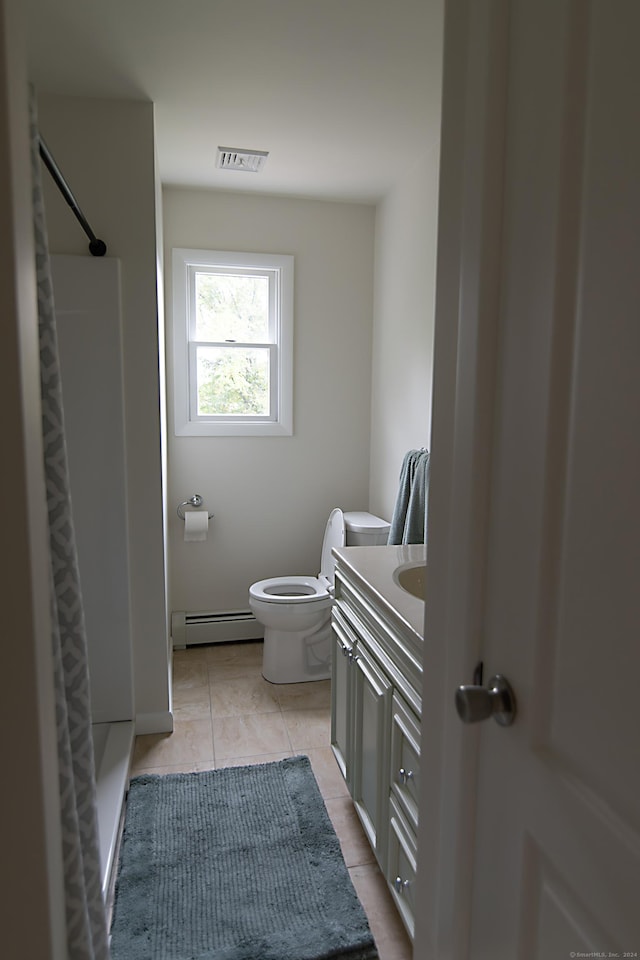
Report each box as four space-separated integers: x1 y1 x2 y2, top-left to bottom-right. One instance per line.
154 145 173 697
369 142 441 522
163 187 375 614
36 96 170 730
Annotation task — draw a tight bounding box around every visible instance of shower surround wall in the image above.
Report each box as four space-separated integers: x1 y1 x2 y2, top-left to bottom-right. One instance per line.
52 254 134 895
53 255 133 724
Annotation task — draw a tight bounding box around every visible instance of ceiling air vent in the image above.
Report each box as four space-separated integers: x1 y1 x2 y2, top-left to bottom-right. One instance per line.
216 147 269 173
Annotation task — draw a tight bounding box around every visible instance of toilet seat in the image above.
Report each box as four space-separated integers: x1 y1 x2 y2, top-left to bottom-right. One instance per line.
249 575 330 604
248 509 345 607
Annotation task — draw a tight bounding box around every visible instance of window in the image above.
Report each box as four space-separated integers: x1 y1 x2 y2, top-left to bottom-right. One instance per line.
172 248 293 436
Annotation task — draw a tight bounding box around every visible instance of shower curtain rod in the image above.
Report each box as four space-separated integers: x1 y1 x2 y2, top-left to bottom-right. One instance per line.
38 134 107 257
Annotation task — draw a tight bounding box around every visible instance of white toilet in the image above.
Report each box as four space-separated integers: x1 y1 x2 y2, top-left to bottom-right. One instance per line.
249 509 390 683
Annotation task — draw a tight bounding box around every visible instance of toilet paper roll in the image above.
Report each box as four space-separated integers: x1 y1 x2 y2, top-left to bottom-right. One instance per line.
184 510 209 542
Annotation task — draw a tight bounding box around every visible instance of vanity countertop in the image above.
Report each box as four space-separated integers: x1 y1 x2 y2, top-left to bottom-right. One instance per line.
332 544 426 647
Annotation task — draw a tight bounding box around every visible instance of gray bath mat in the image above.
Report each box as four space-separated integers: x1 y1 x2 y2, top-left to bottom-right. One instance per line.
110 755 378 960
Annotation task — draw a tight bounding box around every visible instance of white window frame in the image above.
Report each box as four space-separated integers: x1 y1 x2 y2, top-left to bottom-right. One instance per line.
172 248 294 436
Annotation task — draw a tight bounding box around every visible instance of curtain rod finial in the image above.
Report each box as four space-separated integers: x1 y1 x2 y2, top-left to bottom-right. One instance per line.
89 238 107 257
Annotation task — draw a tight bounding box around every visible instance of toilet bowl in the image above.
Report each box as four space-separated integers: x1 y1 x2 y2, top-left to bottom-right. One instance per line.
249 508 390 683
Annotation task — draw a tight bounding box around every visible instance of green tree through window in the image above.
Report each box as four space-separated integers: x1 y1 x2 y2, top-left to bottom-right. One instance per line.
195 273 269 341
194 273 271 416
197 347 269 416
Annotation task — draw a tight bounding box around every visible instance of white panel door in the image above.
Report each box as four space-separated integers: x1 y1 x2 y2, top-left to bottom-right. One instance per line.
416 1 640 957
471 1 640 953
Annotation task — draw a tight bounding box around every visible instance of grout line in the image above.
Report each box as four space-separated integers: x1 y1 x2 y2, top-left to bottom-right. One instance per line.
280 702 295 755
210 695 217 768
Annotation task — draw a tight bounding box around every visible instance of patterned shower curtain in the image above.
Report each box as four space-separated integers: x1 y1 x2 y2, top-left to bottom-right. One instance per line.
29 89 110 960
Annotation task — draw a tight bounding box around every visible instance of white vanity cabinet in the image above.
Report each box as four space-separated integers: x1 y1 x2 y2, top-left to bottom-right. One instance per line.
329 545 424 941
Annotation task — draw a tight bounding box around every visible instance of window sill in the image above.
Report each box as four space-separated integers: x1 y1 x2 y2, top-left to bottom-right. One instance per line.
174 419 293 438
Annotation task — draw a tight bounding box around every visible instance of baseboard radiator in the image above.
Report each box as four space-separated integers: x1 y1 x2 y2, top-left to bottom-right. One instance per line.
171 610 263 649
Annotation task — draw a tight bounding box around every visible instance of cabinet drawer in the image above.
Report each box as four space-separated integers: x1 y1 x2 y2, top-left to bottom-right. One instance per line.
387 796 417 941
389 693 420 833
331 606 361 657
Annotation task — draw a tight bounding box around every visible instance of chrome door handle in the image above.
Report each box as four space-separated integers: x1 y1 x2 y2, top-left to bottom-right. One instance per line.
455 674 516 726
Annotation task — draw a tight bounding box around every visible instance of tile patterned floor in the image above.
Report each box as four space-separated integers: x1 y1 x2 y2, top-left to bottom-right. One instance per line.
131 640 413 960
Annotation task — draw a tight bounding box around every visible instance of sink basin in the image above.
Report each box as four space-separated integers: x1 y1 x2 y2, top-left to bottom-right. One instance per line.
393 562 426 601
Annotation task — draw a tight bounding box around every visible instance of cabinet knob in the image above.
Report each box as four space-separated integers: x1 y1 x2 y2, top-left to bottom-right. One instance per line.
398 767 414 785
394 876 410 895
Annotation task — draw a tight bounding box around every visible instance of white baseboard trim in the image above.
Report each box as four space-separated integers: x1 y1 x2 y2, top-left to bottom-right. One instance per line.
171 609 263 648
135 710 174 735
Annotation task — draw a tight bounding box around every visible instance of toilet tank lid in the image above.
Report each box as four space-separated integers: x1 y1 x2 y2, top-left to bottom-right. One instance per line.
343 511 391 534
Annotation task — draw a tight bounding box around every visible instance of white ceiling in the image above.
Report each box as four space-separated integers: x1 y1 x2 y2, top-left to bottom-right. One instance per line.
24 0 443 203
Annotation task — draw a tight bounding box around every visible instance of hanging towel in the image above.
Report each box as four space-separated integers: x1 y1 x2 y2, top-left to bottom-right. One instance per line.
388 448 430 545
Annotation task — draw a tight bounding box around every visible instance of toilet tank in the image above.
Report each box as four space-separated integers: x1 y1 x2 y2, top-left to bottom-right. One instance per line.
344 511 390 546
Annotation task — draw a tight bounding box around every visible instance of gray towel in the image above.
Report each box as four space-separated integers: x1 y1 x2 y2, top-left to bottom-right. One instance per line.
388 448 430 545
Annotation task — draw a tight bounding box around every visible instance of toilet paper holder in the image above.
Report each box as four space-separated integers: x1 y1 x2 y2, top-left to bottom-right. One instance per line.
176 494 214 521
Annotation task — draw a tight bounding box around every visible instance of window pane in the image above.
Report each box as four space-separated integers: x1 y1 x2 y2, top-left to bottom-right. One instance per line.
195 272 269 342
196 346 270 416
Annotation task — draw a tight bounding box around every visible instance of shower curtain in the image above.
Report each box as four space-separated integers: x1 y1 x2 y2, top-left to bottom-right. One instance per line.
30 89 110 960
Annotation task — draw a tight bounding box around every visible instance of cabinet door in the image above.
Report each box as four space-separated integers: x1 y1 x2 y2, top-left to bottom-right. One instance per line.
330 613 355 785
387 796 418 941
352 642 392 866
389 693 420 834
